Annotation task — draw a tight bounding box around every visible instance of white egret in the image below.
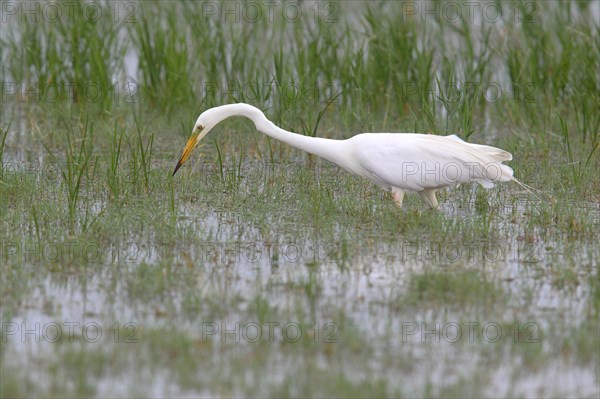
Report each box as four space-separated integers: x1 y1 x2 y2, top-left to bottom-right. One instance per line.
173 103 521 209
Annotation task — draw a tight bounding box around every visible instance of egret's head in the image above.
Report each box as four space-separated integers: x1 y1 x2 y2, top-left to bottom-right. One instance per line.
172 112 216 176
172 104 254 175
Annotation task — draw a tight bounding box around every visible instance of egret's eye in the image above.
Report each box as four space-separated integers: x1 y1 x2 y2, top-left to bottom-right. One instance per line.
196 125 204 131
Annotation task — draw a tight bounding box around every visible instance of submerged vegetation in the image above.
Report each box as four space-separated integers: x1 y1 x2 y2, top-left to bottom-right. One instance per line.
0 1 598 398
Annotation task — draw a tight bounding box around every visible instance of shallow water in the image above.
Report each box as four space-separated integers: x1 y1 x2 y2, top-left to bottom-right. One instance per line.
2 175 598 396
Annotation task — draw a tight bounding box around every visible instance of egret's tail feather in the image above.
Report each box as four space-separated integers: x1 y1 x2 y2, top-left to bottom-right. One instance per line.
447 134 513 162
510 177 549 201
477 146 513 162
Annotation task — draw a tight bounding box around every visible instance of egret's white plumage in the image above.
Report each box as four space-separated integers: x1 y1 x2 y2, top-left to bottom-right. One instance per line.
173 103 518 209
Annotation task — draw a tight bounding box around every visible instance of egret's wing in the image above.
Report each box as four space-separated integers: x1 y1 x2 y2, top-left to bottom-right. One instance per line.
350 133 513 192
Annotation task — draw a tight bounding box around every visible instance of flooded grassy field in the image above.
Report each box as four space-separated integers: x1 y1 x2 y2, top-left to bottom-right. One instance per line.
1 1 599 398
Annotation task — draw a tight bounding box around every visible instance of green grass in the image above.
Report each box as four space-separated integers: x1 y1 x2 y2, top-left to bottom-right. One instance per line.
44 117 95 233
0 121 10 180
1 1 599 398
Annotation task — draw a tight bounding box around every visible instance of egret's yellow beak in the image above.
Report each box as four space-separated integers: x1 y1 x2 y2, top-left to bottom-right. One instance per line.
173 132 200 176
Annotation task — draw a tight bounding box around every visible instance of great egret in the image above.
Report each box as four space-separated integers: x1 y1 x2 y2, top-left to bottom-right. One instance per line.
173 103 519 209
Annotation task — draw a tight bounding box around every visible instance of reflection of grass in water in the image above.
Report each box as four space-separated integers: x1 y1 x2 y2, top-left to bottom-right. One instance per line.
407 270 506 309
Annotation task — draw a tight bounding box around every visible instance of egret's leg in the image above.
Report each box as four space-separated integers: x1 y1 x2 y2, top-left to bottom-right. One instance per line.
418 189 440 210
391 188 405 208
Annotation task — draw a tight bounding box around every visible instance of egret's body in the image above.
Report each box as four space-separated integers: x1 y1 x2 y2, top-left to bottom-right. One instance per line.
173 103 516 209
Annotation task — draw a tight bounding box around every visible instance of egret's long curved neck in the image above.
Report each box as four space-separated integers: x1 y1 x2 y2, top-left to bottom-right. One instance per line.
211 104 348 165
